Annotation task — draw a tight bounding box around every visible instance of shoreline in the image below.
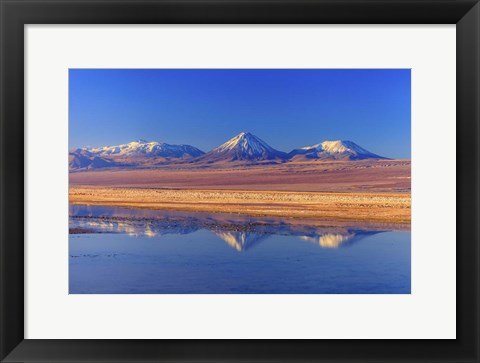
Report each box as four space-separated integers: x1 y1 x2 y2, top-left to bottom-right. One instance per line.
69 186 411 224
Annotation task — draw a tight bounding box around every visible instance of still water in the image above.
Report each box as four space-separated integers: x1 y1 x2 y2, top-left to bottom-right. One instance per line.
69 205 411 294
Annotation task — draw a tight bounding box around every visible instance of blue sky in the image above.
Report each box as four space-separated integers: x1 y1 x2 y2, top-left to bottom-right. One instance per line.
69 69 411 158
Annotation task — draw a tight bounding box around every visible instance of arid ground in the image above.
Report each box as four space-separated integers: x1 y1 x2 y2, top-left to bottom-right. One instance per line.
70 187 410 223
69 160 411 224
70 159 410 192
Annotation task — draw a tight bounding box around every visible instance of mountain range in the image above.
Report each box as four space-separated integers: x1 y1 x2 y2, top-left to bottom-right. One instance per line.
69 132 388 170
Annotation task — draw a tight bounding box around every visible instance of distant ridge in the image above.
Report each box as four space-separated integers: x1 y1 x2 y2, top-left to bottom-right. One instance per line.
69 149 121 170
69 133 388 171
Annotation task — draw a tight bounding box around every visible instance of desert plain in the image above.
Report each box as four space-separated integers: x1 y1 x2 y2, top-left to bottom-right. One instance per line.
69 159 411 224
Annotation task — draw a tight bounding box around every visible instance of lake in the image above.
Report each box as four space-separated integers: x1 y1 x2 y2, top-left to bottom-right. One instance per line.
69 204 411 294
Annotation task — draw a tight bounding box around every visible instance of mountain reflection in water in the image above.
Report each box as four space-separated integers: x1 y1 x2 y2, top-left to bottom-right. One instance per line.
69 204 387 251
214 231 270 251
69 204 411 294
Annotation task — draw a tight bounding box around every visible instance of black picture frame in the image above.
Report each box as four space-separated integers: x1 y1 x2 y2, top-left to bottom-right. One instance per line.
1 0 479 362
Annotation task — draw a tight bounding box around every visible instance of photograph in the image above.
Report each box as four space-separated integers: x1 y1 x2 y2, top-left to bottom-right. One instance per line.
69 68 411 294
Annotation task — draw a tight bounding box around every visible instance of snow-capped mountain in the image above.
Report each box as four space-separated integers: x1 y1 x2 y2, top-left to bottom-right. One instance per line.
69 139 204 170
69 134 391 171
197 132 287 163
83 139 204 158
289 140 387 160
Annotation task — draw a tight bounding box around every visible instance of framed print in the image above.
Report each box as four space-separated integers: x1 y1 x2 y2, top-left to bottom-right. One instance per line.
67 68 412 295
1 0 479 362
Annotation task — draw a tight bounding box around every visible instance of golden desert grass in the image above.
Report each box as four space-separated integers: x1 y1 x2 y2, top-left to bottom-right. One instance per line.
69 187 411 224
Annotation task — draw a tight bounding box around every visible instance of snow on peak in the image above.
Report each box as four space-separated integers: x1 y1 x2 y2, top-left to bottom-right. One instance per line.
292 140 386 160
198 132 287 162
82 139 204 158
319 140 371 155
213 132 274 154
